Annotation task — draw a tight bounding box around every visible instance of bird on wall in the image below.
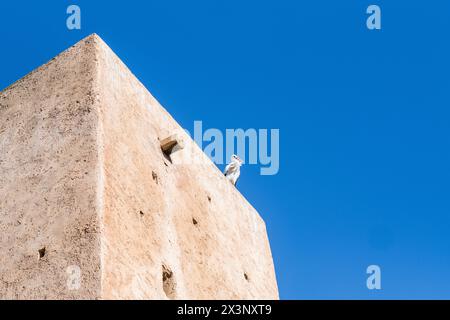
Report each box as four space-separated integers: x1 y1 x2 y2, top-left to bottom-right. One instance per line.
224 155 244 186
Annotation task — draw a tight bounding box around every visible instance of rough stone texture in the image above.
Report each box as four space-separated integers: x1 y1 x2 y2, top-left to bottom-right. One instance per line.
0 34 278 300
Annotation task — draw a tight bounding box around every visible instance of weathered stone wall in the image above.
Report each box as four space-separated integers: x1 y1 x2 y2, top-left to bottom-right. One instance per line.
0 37 102 299
0 34 278 300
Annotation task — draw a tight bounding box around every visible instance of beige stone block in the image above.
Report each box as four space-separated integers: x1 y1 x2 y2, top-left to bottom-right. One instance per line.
0 34 278 300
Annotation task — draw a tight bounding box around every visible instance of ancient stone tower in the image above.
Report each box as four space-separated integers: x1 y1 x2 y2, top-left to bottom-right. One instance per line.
0 34 278 299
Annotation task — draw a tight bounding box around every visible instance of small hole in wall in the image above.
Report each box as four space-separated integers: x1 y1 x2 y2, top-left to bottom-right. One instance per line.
161 147 173 164
38 247 46 260
139 210 145 217
152 171 159 184
244 273 250 281
207 195 212 202
162 264 176 299
192 218 198 225
160 136 183 164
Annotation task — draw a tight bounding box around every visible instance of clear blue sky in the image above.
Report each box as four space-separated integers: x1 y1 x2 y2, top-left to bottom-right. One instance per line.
1 1 449 299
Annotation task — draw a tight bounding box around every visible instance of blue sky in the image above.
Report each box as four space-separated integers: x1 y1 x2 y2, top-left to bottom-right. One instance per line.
1 1 449 299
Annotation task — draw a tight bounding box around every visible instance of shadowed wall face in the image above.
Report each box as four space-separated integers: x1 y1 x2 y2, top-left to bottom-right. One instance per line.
0 38 102 300
0 34 278 300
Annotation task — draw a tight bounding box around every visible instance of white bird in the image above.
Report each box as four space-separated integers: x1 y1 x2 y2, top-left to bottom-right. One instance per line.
224 155 243 186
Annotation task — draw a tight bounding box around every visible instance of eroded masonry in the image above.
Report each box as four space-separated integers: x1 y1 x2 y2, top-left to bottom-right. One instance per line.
0 34 278 299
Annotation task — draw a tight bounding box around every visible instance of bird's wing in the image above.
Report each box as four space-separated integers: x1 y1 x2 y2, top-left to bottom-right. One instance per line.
224 163 237 176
